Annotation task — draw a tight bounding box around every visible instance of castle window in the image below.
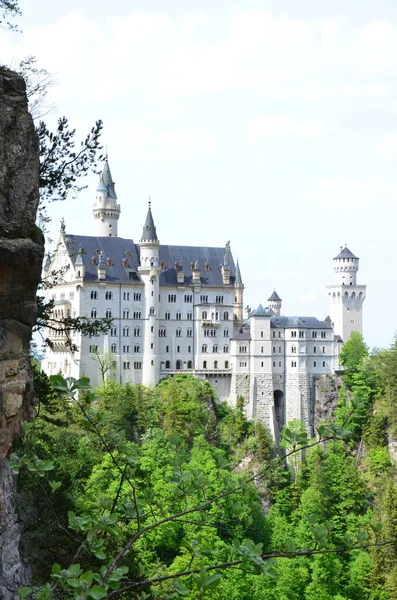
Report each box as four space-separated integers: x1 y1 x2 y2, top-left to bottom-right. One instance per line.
123 362 130 370
187 360 192 369
166 345 170 353
134 345 140 352
225 361 229 368
291 331 297 338
165 360 171 369
176 329 182 337
184 294 193 303
213 345 218 353
202 311 208 320
123 345 130 353
312 331 317 338
111 344 117 353
123 292 130 300
187 329 193 337
223 311 229 320
273 346 276 353
279 346 281 353
272 331 275 338
165 311 171 320
123 310 130 319
273 361 275 367
159 328 167 337
291 361 297 367
224 329 229 338
133 311 142 319
216 295 224 304
89 345 98 353
91 309 97 318
299 331 304 338
321 331 326 338
176 346 180 353
202 344 208 353
239 361 247 367
133 362 142 369
176 360 182 370
314 361 317 367
279 361 281 367
214 360 218 369
149 307 155 315
314 347 317 353
261 347 264 353
322 361 325 367
261 331 264 338
110 327 117 337
176 311 181 320
322 346 326 353
150 343 154 349
134 328 140 336
203 361 207 369
123 327 130 336
291 346 297 353
278 332 281 338
168 294 177 302
200 295 208 303
187 312 193 320
223 345 229 353
239 346 247 353
188 345 191 352
105 291 113 300
106 309 112 318
133 292 142 301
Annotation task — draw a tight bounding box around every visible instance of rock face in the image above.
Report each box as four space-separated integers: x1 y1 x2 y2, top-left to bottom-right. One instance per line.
314 374 344 430
0 68 42 599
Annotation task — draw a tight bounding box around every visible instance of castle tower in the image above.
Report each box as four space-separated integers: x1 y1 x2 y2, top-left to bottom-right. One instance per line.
233 259 244 325
268 290 282 316
138 201 161 388
327 246 366 342
93 157 121 237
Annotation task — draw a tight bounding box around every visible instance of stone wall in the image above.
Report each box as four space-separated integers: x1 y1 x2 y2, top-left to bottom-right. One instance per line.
0 68 42 599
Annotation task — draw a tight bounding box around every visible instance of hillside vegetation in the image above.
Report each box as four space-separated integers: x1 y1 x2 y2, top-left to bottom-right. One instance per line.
11 332 397 599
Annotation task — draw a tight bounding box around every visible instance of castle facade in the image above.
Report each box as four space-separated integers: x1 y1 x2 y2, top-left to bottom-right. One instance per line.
42 159 366 437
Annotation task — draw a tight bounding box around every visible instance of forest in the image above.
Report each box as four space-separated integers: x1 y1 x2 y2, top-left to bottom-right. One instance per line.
9 332 397 599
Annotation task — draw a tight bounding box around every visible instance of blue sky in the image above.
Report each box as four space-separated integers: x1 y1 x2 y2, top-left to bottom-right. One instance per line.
2 0 397 348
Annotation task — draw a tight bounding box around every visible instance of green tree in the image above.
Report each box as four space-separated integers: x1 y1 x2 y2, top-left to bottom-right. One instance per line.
340 331 369 389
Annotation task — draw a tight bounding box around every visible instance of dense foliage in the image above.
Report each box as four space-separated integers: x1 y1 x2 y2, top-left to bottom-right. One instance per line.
10 333 397 598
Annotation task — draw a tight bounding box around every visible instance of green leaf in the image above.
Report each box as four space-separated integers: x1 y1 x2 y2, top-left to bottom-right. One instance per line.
18 587 32 599
51 563 62 575
88 586 107 599
49 480 62 492
71 377 92 391
49 374 69 391
174 580 191 596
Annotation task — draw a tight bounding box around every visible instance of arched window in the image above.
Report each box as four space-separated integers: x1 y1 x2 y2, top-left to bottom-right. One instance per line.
203 360 207 369
225 360 229 369
159 328 167 337
106 309 112 318
202 311 208 320
133 311 141 319
176 360 182 370
214 360 218 369
123 327 130 336
176 311 181 320
111 344 117 353
202 344 207 353
223 311 229 320
187 360 192 369
223 345 229 353
149 307 155 315
105 291 113 300
165 360 171 369
123 309 130 319
187 329 193 337
89 345 98 353
213 345 218 353
90 290 97 300
224 329 229 338
91 309 97 318
176 328 182 338
165 311 171 320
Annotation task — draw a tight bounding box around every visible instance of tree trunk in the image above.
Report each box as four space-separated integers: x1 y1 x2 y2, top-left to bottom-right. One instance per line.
0 67 42 599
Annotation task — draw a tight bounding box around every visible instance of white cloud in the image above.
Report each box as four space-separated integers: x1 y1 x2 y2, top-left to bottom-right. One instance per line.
248 115 327 140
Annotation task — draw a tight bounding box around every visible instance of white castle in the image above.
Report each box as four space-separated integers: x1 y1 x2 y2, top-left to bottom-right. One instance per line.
42 159 366 438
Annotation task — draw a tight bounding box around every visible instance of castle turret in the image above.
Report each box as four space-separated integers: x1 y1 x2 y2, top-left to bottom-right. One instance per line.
93 157 121 237
327 246 366 342
97 251 106 281
268 290 282 316
138 201 161 387
75 246 85 280
233 259 244 325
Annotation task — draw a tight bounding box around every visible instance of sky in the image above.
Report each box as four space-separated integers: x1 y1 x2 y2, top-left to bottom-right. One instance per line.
1 0 397 349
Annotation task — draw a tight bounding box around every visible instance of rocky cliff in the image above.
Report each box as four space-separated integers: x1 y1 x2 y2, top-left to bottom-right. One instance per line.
314 373 344 430
0 68 42 599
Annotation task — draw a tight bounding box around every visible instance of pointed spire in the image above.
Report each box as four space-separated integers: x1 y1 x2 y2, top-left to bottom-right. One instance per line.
140 199 159 242
268 290 281 302
75 245 84 266
235 259 243 285
96 156 117 199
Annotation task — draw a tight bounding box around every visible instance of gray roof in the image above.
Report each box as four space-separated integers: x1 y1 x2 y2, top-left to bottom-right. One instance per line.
334 246 358 260
268 290 281 302
141 204 158 242
270 316 332 329
231 330 251 341
97 159 117 199
250 304 273 317
235 260 243 285
64 235 238 287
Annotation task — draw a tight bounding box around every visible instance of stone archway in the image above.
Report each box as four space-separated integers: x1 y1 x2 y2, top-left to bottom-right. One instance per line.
273 389 284 440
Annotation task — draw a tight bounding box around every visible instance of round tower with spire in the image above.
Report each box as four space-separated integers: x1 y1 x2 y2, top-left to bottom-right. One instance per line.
93 157 120 236
138 201 161 388
268 290 282 316
233 259 244 325
327 245 366 342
